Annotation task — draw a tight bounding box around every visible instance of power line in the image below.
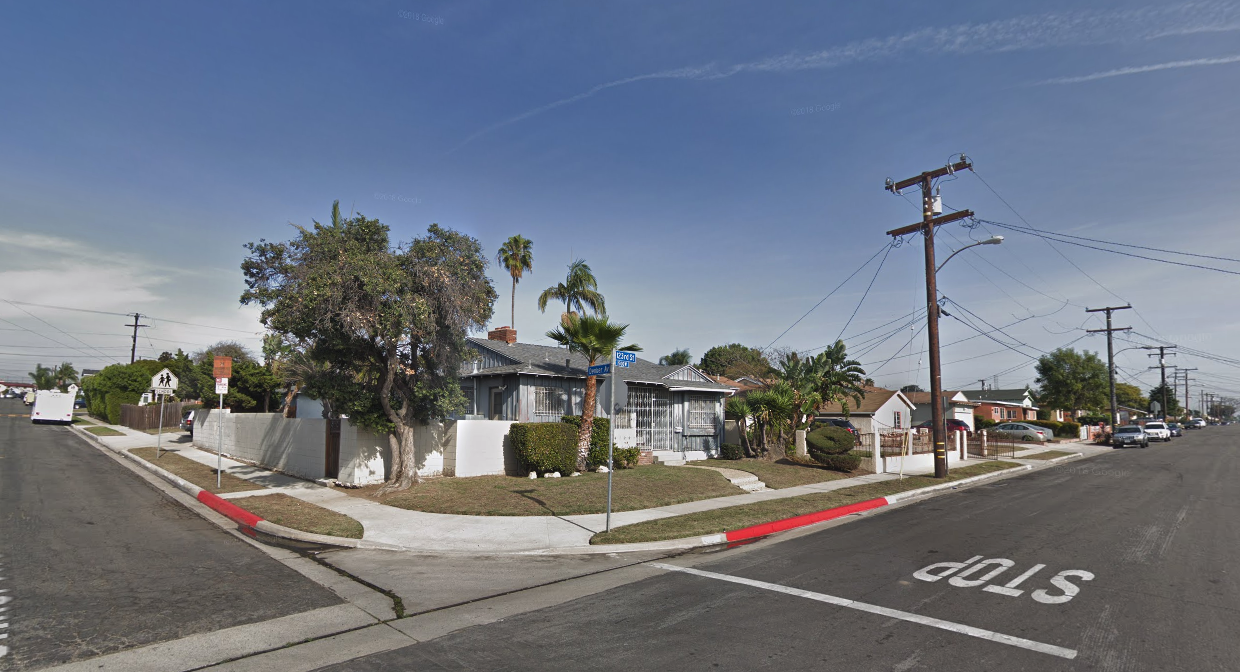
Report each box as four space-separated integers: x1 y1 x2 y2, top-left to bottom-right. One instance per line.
834 242 894 342
0 299 261 335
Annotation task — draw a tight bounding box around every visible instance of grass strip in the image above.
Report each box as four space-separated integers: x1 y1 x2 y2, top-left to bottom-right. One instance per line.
84 425 124 436
591 461 1021 545
231 493 364 539
349 464 740 516
688 458 853 489
1021 450 1074 460
129 447 265 494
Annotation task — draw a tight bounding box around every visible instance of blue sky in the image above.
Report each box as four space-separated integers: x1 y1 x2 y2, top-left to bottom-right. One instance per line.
3 0 1240 400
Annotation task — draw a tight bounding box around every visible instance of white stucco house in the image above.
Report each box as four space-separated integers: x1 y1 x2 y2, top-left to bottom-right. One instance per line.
815 387 917 434
907 390 980 431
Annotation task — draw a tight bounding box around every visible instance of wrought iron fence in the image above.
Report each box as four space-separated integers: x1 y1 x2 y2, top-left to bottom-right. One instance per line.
966 430 1017 459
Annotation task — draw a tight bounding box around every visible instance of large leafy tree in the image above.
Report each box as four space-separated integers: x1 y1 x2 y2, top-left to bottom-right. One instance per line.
659 349 691 366
496 235 533 330
242 202 496 492
1034 348 1108 412
537 258 605 318
545 314 640 471
698 343 771 380
1114 383 1148 410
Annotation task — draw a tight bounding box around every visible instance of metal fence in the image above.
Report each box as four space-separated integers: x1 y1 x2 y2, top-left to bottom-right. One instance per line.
966 430 1017 459
854 433 877 473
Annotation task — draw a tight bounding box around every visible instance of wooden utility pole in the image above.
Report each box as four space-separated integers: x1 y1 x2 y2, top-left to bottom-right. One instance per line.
1085 306 1131 430
885 156 975 478
125 313 150 364
1145 345 1176 420
1176 368 1196 420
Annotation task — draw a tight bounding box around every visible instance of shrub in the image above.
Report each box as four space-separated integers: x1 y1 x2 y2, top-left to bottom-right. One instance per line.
806 425 856 464
562 416 638 470
720 443 744 460
1057 421 1081 438
1025 419 1062 434
1077 414 1108 426
816 453 863 472
974 416 997 429
509 422 578 475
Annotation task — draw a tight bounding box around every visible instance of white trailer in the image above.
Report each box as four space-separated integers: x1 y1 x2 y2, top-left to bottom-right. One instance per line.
31 389 75 424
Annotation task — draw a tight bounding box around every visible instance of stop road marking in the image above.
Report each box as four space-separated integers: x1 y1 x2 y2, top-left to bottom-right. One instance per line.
914 555 1094 604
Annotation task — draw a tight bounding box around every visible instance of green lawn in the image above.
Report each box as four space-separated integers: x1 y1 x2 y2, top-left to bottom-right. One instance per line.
232 493 364 538
358 465 741 516
688 458 855 489
130 447 265 494
591 461 1022 545
83 425 124 436
1021 450 1075 460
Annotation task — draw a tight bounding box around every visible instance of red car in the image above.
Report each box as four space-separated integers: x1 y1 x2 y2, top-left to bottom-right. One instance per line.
915 419 972 434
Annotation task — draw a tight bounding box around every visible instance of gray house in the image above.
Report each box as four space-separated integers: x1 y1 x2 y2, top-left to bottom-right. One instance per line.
460 328 732 458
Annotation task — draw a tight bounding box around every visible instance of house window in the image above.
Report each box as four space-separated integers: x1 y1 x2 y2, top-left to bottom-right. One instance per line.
893 411 903 429
688 396 716 428
533 386 565 419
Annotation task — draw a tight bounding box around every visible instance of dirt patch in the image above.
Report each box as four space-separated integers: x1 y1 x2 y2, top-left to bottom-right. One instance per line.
231 493 364 538
130 447 265 494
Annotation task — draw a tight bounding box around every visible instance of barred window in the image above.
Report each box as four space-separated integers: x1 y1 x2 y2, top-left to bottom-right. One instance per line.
534 386 565 418
688 396 716 428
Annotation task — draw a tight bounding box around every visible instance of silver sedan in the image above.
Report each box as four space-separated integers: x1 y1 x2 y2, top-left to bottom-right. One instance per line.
988 422 1050 443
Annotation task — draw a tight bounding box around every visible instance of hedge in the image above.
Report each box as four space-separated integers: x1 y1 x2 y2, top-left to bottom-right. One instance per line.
806 426 856 467
509 422 578 475
720 443 744 460
815 453 863 472
974 416 997 429
561 416 638 469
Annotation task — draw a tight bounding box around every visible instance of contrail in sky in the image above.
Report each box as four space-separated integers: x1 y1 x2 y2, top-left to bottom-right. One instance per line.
448 2 1240 152
1035 54 1240 84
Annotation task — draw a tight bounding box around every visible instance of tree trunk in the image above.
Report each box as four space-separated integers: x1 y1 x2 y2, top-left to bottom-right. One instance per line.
379 422 418 494
511 277 516 330
282 385 299 418
577 374 598 472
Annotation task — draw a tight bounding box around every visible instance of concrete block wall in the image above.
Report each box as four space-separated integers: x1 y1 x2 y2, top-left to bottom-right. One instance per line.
194 410 327 482
448 420 514 477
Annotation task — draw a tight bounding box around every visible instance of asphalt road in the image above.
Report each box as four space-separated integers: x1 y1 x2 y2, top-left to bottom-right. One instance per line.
321 426 1240 671
0 400 342 671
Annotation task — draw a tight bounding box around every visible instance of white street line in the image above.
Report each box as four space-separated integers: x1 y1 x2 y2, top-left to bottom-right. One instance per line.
0 553 8 660
648 562 1078 660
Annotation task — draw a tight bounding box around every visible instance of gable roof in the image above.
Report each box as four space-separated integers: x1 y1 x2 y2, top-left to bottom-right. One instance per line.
905 390 979 407
969 388 1036 405
464 338 731 392
816 386 915 415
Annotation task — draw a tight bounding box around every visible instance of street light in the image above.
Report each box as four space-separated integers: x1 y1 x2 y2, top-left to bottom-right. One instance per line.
936 235 1004 273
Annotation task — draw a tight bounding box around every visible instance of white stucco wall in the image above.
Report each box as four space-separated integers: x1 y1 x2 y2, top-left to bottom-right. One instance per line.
446 420 513 477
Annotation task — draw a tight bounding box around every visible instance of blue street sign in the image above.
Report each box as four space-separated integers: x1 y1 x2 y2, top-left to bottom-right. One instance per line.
616 351 636 368
588 363 611 376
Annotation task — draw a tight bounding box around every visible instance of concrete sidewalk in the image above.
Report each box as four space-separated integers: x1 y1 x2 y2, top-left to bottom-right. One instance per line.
81 419 1100 554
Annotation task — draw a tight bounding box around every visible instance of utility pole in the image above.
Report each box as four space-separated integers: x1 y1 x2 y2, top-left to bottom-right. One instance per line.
1145 345 1176 420
978 379 987 391
125 313 150 364
885 156 975 479
1176 368 1196 421
1085 305 1132 430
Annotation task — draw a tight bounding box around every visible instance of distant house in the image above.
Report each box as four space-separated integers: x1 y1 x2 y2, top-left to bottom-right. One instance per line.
460 327 733 459
907 390 980 430
971 387 1039 422
706 375 764 397
815 386 916 434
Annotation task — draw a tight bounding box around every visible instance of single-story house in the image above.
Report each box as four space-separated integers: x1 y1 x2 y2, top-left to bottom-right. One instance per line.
907 390 980 430
460 327 733 459
971 387 1039 422
815 386 917 434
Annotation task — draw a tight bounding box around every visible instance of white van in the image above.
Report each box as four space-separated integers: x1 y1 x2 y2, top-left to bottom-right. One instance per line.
31 389 75 424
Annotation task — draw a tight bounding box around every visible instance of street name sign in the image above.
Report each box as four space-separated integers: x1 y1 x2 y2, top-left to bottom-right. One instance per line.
616 351 636 368
588 363 611 376
151 368 179 395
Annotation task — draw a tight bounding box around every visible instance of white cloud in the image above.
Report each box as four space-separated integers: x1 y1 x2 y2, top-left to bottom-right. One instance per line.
452 2 1240 149
1034 54 1240 84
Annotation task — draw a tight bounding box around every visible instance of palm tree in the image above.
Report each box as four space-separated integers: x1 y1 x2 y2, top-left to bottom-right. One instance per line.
725 396 754 457
659 349 691 366
54 362 78 391
538 259 605 320
29 363 56 390
496 235 533 330
546 314 640 471
812 340 867 415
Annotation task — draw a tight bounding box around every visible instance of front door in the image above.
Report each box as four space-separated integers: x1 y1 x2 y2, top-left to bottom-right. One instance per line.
490 388 504 420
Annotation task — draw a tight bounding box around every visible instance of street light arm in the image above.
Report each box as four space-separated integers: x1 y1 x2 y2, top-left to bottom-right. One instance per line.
936 236 1004 274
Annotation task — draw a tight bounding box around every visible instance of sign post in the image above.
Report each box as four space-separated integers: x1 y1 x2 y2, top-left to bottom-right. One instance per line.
150 368 179 458
212 357 232 490
605 350 636 533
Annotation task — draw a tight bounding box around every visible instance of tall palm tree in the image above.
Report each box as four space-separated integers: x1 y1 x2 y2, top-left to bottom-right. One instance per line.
54 362 78 391
659 349 691 366
496 235 533 330
546 314 640 471
29 363 56 390
538 259 605 320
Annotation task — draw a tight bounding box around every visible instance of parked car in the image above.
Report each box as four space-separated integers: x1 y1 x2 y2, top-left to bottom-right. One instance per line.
1143 421 1171 442
179 410 195 436
914 419 972 434
1191 417 1207 428
988 422 1050 443
1167 422 1184 437
1112 425 1150 448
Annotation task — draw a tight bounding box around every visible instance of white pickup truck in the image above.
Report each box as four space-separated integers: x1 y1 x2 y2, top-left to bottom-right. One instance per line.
1143 421 1171 442
31 388 76 425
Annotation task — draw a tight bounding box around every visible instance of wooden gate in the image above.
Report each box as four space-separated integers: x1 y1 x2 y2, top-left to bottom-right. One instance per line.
324 418 341 479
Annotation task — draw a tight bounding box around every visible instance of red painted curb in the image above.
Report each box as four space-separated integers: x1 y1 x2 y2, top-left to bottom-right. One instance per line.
725 497 890 542
197 490 264 529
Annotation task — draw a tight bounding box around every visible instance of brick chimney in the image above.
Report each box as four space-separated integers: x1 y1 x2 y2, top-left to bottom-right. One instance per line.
488 326 517 344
